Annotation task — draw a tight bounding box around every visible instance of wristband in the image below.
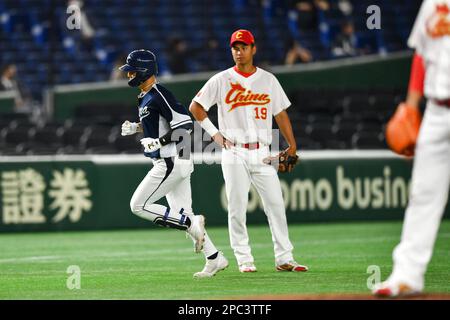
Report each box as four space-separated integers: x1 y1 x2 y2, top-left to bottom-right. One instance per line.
200 118 219 137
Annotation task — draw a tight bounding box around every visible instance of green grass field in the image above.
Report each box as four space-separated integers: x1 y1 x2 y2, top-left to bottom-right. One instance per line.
0 221 449 299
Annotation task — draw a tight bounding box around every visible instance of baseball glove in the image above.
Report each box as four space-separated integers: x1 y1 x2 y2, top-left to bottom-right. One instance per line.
385 103 422 157
263 150 299 173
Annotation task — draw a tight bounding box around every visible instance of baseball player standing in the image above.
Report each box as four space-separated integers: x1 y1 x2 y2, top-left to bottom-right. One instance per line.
373 0 450 297
119 49 228 278
189 30 308 273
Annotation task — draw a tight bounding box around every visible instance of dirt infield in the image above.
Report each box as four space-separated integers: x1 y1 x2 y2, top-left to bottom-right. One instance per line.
230 293 450 300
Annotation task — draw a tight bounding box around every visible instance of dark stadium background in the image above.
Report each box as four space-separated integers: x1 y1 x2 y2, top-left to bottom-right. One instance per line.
0 0 422 155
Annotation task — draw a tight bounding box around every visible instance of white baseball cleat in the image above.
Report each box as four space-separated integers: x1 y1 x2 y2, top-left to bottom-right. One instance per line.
193 252 229 278
372 280 421 298
276 260 309 272
187 215 205 253
239 262 257 273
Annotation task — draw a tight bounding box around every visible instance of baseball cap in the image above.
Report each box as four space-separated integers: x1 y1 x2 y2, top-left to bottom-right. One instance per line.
230 29 255 47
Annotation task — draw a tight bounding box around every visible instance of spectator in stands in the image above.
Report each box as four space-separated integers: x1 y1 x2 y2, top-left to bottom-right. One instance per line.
67 0 95 52
290 0 330 31
284 38 313 65
290 0 317 31
166 36 190 74
110 54 128 81
0 64 17 91
337 0 353 16
315 0 330 11
200 37 221 72
331 20 358 57
0 64 30 111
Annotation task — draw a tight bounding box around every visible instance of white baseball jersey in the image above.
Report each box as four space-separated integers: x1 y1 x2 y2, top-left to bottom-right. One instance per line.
408 0 450 100
192 67 291 145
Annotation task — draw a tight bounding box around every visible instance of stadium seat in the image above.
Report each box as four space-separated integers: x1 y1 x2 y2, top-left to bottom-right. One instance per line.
27 144 62 155
0 0 422 91
61 126 87 148
352 132 386 149
0 145 29 156
0 0 424 154
334 126 356 144
1 127 31 145
114 135 140 154
30 127 63 147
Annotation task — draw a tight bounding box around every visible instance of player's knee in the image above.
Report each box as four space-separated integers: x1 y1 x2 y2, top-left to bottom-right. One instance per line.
228 206 247 219
227 196 248 211
130 199 143 215
266 198 285 209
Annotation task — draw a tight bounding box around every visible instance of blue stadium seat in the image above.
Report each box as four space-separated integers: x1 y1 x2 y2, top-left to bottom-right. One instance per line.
0 0 421 110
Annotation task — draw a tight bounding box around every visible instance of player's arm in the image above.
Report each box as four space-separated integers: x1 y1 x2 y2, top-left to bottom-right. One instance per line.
385 52 424 157
121 120 142 136
159 122 193 146
274 110 297 156
140 122 194 153
189 101 233 148
189 101 209 122
405 52 425 108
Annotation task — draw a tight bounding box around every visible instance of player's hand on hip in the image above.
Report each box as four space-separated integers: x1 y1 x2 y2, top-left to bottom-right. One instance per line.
140 137 161 153
121 120 138 136
212 132 233 149
285 145 297 157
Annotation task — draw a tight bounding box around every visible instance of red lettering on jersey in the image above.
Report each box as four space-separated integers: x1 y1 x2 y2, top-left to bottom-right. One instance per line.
225 82 270 111
437 3 450 14
196 91 202 97
426 3 450 38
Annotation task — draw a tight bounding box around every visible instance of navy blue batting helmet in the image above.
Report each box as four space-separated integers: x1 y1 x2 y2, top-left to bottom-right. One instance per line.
119 49 158 87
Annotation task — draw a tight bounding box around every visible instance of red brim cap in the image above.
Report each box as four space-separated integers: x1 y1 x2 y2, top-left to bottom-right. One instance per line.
230 29 255 47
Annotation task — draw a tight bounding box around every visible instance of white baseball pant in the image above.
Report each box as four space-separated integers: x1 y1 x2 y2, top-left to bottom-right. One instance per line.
130 156 218 257
221 145 295 266
390 100 450 290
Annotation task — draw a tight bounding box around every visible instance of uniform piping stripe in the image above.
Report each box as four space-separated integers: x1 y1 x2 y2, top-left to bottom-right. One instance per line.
153 216 185 227
163 207 170 221
143 157 174 212
171 119 192 129
153 215 180 224
148 214 179 224
154 86 191 129
154 85 175 113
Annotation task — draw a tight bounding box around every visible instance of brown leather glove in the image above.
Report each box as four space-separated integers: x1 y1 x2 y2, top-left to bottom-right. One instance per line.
385 103 422 157
263 150 299 173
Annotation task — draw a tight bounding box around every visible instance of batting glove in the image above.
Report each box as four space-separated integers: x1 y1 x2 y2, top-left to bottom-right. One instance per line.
121 121 138 136
140 137 161 153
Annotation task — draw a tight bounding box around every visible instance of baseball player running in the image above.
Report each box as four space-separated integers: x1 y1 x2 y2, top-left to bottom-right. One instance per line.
119 49 228 278
189 30 308 273
373 0 450 297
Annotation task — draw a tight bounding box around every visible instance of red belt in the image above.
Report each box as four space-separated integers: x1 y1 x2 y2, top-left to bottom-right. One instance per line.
234 142 260 150
433 99 450 108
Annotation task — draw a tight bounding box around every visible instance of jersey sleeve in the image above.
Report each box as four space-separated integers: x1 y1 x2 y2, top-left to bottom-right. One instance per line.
407 0 430 55
192 75 220 112
408 53 425 94
153 87 193 130
271 75 291 116
167 104 192 130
